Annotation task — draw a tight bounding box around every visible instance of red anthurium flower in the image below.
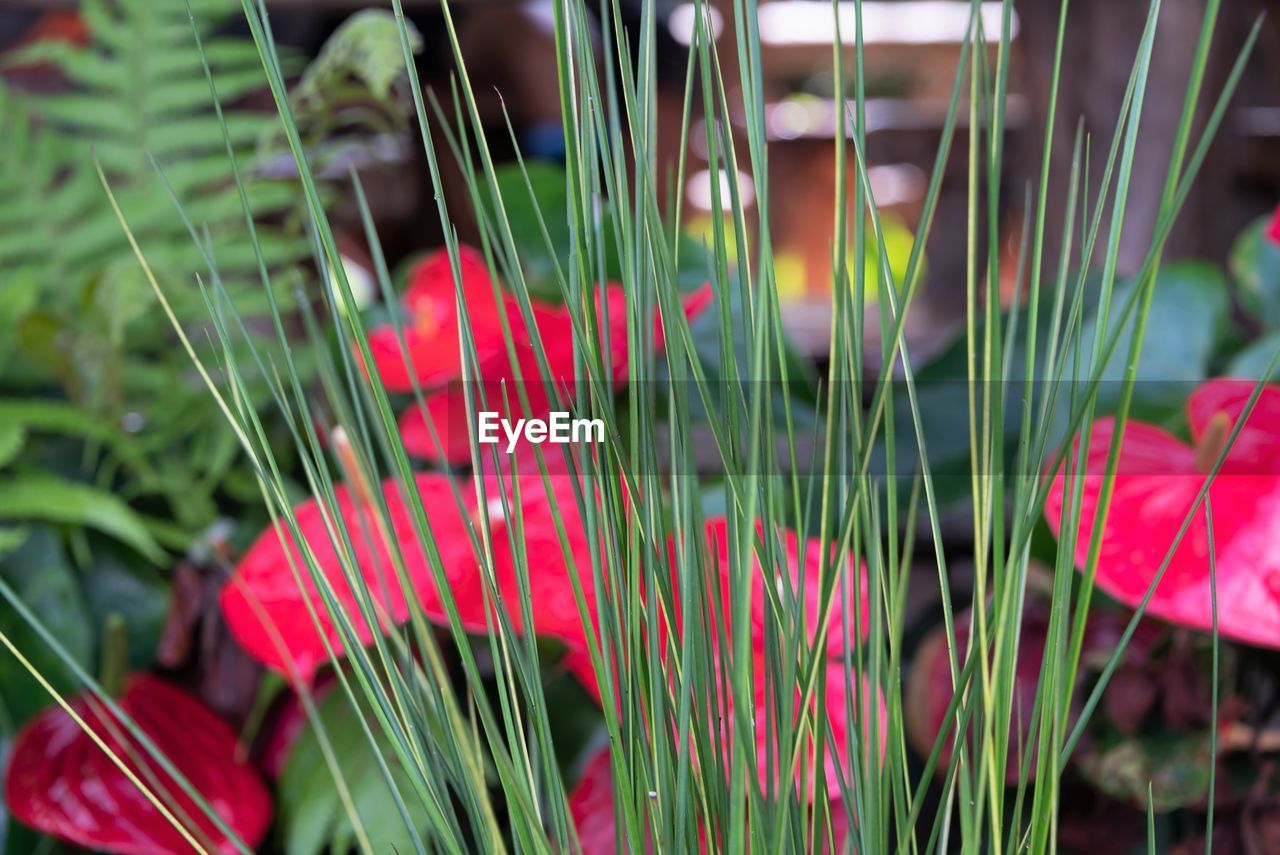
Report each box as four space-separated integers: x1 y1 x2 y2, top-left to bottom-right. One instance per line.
567 663 880 851
364 246 520 392
1045 378 1280 649
567 517 872 707
220 472 478 679
691 518 871 658
1266 204 1280 247
3 675 271 855
398 283 715 464
567 745 853 853
448 471 603 645
397 344 561 465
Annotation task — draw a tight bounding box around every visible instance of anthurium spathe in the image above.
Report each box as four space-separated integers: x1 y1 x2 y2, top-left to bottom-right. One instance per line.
446 470 602 644
567 659 881 850
1045 378 1280 648
395 278 714 464
694 517 871 658
219 471 478 679
905 603 1056 783
364 246 519 392
3 675 271 855
565 517 871 703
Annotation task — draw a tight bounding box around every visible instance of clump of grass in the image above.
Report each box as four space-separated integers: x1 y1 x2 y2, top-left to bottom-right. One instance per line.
0 0 1264 852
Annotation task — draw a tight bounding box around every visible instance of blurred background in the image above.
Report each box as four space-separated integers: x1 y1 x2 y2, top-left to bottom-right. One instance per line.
4 5 1280 852
6 0 1279 364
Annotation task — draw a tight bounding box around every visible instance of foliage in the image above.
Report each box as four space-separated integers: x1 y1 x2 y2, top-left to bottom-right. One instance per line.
0 0 310 557
2 0 1279 853
279 690 433 855
258 9 423 177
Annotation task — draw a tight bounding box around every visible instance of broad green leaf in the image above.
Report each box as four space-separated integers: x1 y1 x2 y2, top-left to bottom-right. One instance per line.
900 262 1231 507
0 269 39 373
1073 261 1230 422
0 528 92 727
294 9 423 100
479 162 574 302
0 528 28 562
0 474 164 564
1076 732 1212 813
280 691 430 855
80 542 171 669
0 425 23 470
1226 332 1280 380
1230 215 1280 330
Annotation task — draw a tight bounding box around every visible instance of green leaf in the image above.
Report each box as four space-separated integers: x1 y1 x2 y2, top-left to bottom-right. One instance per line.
80 543 171 669
0 528 28 562
479 161 574 302
1074 261 1230 421
295 9 423 100
0 528 92 727
0 425 24 470
1076 732 1212 813
0 269 39 373
0 474 165 564
1230 215 1280 330
1226 332 1280 380
280 691 430 855
900 262 1231 508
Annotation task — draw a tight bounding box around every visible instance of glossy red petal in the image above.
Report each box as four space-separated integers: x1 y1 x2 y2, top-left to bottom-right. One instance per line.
4 676 271 855
567 660 884 851
464 473 600 644
398 391 476 464
693 518 871 658
363 246 520 392
219 472 477 678
592 283 716 383
1185 379 1280 473
1045 414 1280 649
746 656 888 800
398 347 562 465
567 746 627 855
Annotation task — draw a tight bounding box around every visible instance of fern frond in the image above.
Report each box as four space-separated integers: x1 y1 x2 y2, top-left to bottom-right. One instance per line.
0 0 311 545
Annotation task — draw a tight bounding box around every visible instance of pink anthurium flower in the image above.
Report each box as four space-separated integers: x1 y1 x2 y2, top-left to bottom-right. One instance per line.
693 518 871 658
566 517 871 704
388 260 714 464
221 469 605 679
219 472 479 679
906 604 1054 783
364 246 520 392
1044 378 1280 649
448 471 602 645
567 658 883 850
3 675 271 855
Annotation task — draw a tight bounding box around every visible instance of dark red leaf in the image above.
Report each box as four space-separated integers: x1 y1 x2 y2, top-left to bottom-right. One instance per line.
4 675 271 855
905 605 1053 783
